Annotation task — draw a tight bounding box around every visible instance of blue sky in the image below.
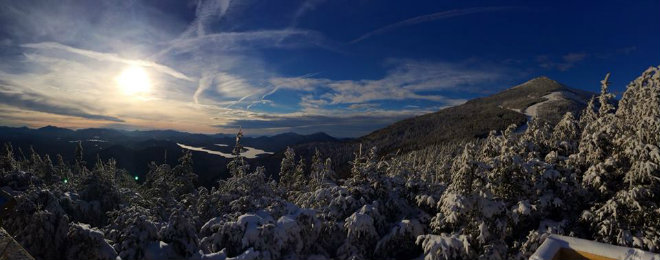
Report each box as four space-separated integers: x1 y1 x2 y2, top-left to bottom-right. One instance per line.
0 0 658 137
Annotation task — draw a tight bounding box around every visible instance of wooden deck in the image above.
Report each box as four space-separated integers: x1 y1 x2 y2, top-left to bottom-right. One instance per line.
531 235 660 260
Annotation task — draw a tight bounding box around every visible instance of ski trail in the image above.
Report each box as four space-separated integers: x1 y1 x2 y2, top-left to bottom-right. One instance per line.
503 91 583 133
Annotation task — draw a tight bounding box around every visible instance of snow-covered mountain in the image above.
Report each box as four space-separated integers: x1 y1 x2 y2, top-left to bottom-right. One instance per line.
358 76 594 155
491 76 593 124
262 77 594 179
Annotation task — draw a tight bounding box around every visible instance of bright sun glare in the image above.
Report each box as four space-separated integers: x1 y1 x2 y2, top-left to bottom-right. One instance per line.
116 66 151 96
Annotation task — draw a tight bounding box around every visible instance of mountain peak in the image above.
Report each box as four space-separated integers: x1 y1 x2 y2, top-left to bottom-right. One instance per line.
37 125 74 134
39 125 63 130
511 76 564 91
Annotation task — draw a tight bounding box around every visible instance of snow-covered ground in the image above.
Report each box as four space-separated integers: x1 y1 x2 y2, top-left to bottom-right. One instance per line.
176 143 273 159
523 91 584 118
503 90 586 132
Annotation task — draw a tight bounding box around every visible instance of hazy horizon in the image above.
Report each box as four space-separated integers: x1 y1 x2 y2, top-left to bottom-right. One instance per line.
0 123 349 138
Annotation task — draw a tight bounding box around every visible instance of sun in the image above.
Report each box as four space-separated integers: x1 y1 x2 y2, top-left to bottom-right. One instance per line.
116 66 151 96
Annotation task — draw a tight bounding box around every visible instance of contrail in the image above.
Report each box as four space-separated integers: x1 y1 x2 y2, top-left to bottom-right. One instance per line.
350 6 521 44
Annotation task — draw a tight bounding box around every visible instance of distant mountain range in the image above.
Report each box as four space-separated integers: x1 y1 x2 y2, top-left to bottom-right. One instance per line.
0 76 596 183
0 126 339 185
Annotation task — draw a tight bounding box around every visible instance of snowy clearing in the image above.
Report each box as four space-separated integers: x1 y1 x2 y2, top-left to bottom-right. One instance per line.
502 90 586 132
523 91 585 118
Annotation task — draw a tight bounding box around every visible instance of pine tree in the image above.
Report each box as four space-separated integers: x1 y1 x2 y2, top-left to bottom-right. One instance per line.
278 147 297 190
228 129 249 177
338 204 382 260
551 112 580 156
309 149 327 189
4 189 70 260
581 67 660 251
437 143 482 227
160 209 200 258
293 158 307 191
55 154 69 183
323 158 336 183
171 151 198 198
78 159 122 226
578 75 621 195
579 96 598 129
0 143 17 172
598 73 616 116
436 140 514 258
74 141 85 173
106 206 160 260
65 223 118 260
143 161 175 201
40 154 56 184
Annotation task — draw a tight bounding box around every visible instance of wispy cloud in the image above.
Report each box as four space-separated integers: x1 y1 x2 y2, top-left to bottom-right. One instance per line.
348 103 380 110
22 42 193 81
194 72 261 105
290 0 327 27
215 109 439 137
305 59 505 104
268 74 325 92
211 58 513 135
537 52 587 71
191 0 233 37
156 29 329 58
0 84 123 122
350 6 521 44
194 74 215 104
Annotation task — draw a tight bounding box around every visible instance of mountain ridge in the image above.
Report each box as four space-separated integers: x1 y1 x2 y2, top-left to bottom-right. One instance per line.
266 76 596 179
357 76 594 155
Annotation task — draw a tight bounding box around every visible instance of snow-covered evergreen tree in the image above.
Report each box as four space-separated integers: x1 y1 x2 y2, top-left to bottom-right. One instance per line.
0 143 17 171
228 129 249 177
171 151 198 198
579 96 598 129
551 112 580 156
65 223 118 260
416 233 471 260
73 140 86 175
431 142 509 259
160 209 200 258
106 205 160 260
309 149 327 189
577 74 621 196
4 188 70 260
436 143 487 228
581 67 660 251
278 147 297 189
337 204 382 260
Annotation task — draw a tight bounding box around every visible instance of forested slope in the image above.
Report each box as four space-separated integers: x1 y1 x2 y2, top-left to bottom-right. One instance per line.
358 76 592 155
